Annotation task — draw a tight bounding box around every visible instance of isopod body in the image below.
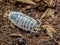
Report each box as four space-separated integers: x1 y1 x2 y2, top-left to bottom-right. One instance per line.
8 12 39 33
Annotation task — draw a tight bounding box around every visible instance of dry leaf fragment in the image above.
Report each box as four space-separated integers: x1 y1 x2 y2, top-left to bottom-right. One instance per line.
3 10 10 18
0 0 2 1
43 0 56 7
9 33 24 37
10 23 15 28
15 0 36 5
42 24 56 37
46 8 55 18
58 41 60 45
3 11 8 18
57 0 60 2
40 8 55 20
33 0 40 2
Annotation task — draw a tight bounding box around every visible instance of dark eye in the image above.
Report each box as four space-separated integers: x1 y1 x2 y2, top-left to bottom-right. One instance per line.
30 27 32 29
33 30 36 31
31 23 33 26
24 25 25 28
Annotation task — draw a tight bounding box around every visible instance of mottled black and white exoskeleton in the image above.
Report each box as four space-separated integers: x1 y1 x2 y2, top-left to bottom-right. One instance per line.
7 11 41 33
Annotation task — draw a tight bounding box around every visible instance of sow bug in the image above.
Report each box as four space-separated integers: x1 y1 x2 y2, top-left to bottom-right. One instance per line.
7 11 41 33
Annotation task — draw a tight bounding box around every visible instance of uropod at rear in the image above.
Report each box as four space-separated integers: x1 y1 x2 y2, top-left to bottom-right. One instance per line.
7 11 41 33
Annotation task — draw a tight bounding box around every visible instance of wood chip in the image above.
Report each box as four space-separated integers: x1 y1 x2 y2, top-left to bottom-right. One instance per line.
58 41 60 45
15 0 36 5
57 0 60 2
3 10 10 18
33 0 40 2
46 8 56 19
43 0 56 7
42 24 56 37
9 33 24 37
0 0 2 1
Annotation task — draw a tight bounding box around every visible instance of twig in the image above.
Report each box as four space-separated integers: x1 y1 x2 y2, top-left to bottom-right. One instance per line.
40 8 50 20
9 33 24 37
40 8 55 21
15 0 36 5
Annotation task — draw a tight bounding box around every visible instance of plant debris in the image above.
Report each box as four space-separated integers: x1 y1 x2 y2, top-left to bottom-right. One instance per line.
9 33 24 37
43 0 56 7
42 24 57 37
0 0 60 45
58 41 60 45
40 8 56 20
15 0 36 5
